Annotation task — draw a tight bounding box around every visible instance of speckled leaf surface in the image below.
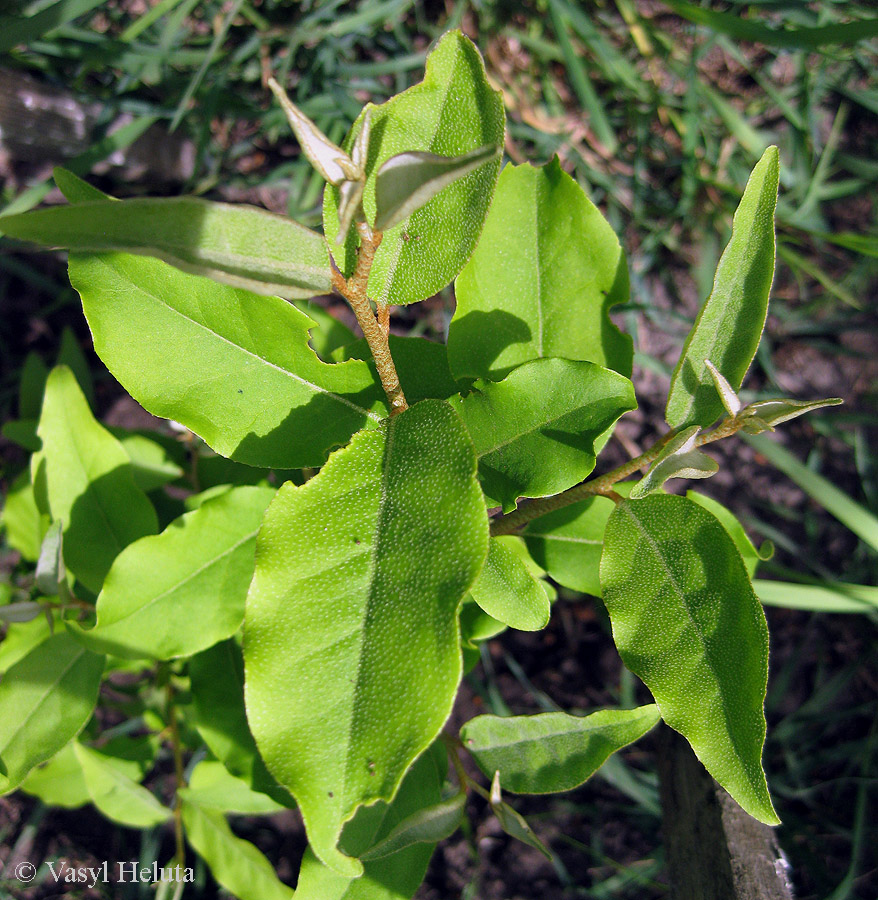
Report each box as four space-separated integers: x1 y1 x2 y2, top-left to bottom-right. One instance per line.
72 486 274 660
0 196 332 299
469 536 550 632
324 31 504 305
666 147 780 428
450 358 635 510
32 367 157 593
599 495 778 824
68 252 385 468
448 160 633 381
244 400 488 876
461 706 660 793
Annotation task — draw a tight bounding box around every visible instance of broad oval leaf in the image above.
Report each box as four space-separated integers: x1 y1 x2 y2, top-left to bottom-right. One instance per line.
374 145 501 233
73 742 171 828
0 196 332 299
665 147 780 428
0 631 104 794
71 486 274 660
68 252 385 468
244 400 488 877
450 357 636 510
181 794 294 900
461 706 660 793
33 366 157 593
325 30 505 306
448 159 633 381
469 537 550 632
523 495 616 597
599 495 779 825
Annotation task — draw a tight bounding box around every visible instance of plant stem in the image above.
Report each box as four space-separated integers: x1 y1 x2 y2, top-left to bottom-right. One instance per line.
490 416 742 535
332 222 407 415
165 679 186 867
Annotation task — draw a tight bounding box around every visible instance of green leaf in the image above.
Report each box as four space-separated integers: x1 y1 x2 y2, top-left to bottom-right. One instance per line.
629 426 719 499
0 631 104 794
68 253 385 468
462 706 660 793
0 602 44 624
245 400 488 877
32 367 157 593
0 196 332 300
489 772 551 858
325 31 505 306
189 640 291 805
186 760 285 816
460 597 506 648
71 486 274 660
665 147 780 429
599 495 778 825
34 520 66 597
737 397 843 434
180 794 294 900
74 742 171 828
448 159 633 382
450 358 636 511
754 579 878 614
57 327 95 410
0 0 108 54
1 470 49 563
374 145 501 233
112 432 185 492
523 495 616 597
294 301 357 361
18 351 48 420
335 335 464 404
20 742 90 809
0 617 52 674
295 749 444 900
686 491 770 579
470 537 550 632
360 793 465 860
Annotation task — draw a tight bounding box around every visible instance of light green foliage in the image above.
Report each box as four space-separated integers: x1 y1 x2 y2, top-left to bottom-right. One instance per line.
0 632 104 794
0 196 332 299
0 617 52 674
450 358 636 510
325 31 505 305
295 750 445 900
33 367 157 593
180 794 295 900
666 147 780 428
74 742 171 828
449 159 633 381
68 253 385 468
524 495 617 597
185 761 285 815
736 397 843 434
17 351 49 420
489 772 551 858
360 793 465 861
20 742 91 809
244 400 487 876
686 491 770 578
469 536 551 631
2 470 47 563
114 432 185 493
629 426 718 498
72 486 274 660
599 495 778 824
462 706 660 793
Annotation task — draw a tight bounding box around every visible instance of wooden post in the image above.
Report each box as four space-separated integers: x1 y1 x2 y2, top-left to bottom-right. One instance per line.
656 724 795 900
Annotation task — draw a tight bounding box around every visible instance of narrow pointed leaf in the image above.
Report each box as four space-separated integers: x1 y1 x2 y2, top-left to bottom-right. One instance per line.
450 358 636 510
705 359 742 417
74 742 171 828
71 486 274 660
449 159 633 381
0 602 44 623
325 31 505 306
0 632 104 794
32 367 157 593
181 794 294 900
599 495 779 824
34 520 65 596
244 400 488 877
374 145 500 233
666 147 780 428
523 495 617 597
738 397 843 433
68 253 385 468
360 793 465 861
462 706 660 793
629 426 718 499
489 773 551 858
268 77 355 186
470 537 550 632
0 196 332 299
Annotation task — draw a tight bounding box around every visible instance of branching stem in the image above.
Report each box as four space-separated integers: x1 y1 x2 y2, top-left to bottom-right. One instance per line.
332 222 407 415
490 416 743 535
